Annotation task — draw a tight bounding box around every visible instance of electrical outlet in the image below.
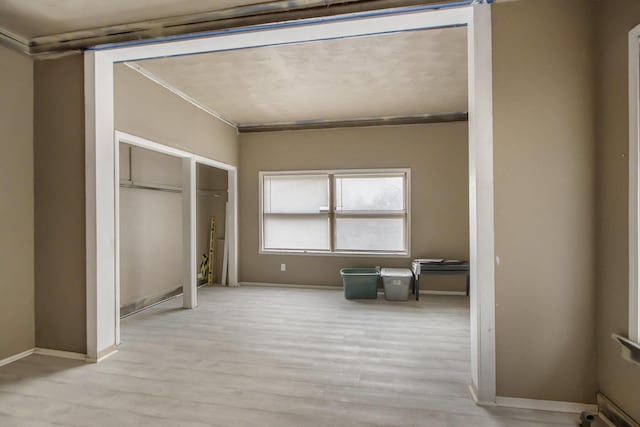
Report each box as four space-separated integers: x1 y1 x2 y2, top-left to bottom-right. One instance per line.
280 263 286 272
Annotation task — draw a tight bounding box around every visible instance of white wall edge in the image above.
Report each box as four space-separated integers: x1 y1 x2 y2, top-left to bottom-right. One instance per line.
496 397 597 414
115 131 235 170
468 3 497 403
628 24 640 343
227 169 239 286
85 51 117 361
182 156 197 309
0 349 34 368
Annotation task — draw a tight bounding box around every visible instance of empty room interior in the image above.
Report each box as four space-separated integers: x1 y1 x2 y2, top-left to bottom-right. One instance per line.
1 0 640 426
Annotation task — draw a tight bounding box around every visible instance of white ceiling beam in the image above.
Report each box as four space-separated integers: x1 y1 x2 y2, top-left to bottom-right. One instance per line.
102 7 470 62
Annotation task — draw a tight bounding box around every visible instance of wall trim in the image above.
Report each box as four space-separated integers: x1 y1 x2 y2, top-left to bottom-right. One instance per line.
0 348 34 368
241 282 468 296
120 286 183 318
468 384 495 406
421 290 467 296
0 26 30 55
0 348 94 369
495 396 597 414
33 348 89 361
123 62 238 130
241 281 341 291
628 23 640 346
94 345 118 363
238 112 468 133
599 413 618 427
598 392 640 427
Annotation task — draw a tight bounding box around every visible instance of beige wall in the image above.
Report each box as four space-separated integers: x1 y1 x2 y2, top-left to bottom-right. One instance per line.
238 123 469 289
34 54 87 353
0 45 34 360
115 63 239 167
492 0 597 403
595 0 640 421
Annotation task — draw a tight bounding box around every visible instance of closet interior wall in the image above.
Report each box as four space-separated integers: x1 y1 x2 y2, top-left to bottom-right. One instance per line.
118 144 227 315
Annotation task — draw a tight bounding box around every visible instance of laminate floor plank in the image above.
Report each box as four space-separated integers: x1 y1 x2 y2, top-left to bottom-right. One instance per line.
0 286 580 426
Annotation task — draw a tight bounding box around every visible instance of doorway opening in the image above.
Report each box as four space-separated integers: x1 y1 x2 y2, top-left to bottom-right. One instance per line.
86 3 495 403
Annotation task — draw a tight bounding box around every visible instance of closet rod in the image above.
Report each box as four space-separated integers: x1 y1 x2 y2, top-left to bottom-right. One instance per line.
120 182 181 194
120 181 226 197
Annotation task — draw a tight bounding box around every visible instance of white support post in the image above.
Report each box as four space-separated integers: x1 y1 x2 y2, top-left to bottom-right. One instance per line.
114 135 121 346
629 26 640 344
467 3 496 404
182 157 197 308
227 169 239 286
85 51 117 361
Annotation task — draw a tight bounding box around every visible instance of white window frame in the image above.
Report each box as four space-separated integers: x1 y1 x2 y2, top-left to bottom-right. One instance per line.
259 169 411 257
628 24 640 344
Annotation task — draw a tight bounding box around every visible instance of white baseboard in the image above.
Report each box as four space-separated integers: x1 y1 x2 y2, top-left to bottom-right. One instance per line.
421 290 467 296
0 347 91 368
94 346 118 363
468 384 496 407
0 348 34 367
240 282 467 297
240 281 342 291
597 392 639 427
496 396 597 414
599 413 617 427
34 348 88 361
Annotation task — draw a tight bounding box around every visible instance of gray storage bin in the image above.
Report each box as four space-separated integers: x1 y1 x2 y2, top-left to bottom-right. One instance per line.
381 268 413 301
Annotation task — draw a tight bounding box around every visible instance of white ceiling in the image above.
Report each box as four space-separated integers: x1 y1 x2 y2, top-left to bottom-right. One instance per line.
0 0 275 38
133 26 468 126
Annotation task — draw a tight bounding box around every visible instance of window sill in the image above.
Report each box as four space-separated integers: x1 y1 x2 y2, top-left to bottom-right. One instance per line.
612 334 640 367
260 249 411 258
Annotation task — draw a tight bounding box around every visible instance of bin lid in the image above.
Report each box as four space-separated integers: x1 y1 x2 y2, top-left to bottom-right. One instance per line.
340 268 379 276
380 268 413 277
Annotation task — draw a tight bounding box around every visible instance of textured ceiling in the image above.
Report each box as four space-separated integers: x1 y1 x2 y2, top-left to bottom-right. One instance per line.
133 26 468 126
0 0 276 38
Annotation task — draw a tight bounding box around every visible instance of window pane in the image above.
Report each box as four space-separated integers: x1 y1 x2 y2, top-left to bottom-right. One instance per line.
335 175 404 211
264 215 330 250
335 217 405 251
264 175 328 213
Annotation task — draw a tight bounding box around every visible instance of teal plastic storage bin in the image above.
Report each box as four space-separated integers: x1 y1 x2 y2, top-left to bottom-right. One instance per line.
340 268 380 300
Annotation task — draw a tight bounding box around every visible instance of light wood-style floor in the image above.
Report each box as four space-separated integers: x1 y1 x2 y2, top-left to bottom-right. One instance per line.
1 286 579 426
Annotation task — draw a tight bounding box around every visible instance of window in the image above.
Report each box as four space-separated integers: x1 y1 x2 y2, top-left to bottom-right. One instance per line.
260 170 409 256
